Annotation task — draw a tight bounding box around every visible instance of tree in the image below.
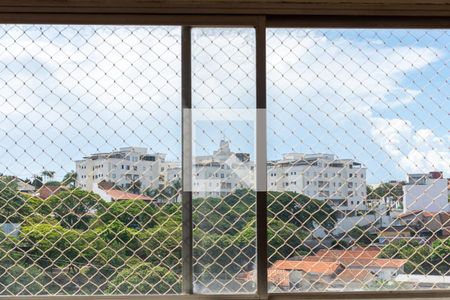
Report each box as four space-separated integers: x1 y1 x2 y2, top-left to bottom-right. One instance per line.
268 191 336 229
367 182 404 203
99 200 158 229
379 240 433 274
31 175 43 189
45 189 105 230
41 170 55 183
62 171 77 188
348 226 376 246
146 180 181 203
0 176 33 223
0 264 57 295
430 237 450 275
136 223 182 272
94 221 141 256
21 224 80 268
106 263 180 294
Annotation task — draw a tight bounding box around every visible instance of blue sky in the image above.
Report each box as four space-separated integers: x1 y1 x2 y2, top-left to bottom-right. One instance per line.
0 26 448 184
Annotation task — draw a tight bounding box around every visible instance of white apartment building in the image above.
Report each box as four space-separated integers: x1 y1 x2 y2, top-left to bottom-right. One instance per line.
402 171 450 213
75 147 166 193
192 140 255 198
268 153 367 211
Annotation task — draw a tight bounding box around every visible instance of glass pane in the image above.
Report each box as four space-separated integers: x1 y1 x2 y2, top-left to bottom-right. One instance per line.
0 25 182 295
191 28 257 294
267 29 450 292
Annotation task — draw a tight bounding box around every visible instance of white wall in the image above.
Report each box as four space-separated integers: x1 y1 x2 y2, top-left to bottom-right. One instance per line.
403 178 450 213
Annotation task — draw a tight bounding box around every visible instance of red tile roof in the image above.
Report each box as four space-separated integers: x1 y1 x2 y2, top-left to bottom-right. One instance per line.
104 189 154 201
240 269 290 287
271 260 343 276
36 185 66 199
304 255 407 269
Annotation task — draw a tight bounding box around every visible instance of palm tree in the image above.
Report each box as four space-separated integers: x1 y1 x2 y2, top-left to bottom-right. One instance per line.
31 174 43 189
41 170 55 183
62 171 77 188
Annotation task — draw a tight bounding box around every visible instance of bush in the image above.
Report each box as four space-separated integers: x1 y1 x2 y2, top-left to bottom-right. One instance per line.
106 263 180 294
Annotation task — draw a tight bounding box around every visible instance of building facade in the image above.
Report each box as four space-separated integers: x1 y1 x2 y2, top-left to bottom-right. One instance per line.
75 147 166 193
268 153 367 211
402 171 450 213
192 140 255 198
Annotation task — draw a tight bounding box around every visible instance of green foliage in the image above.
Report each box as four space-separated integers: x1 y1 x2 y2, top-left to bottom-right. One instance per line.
348 226 377 246
95 221 141 257
145 180 181 203
31 176 43 189
268 191 336 229
62 171 77 188
193 191 255 235
99 200 158 229
367 182 404 202
106 263 180 294
430 237 450 275
0 177 33 223
267 218 309 261
1 189 336 294
45 189 106 230
379 240 433 274
136 223 181 272
0 264 57 295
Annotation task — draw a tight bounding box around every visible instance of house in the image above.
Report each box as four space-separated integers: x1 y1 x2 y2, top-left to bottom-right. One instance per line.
93 181 154 202
381 210 450 243
304 249 407 280
271 260 345 290
377 225 416 244
402 172 450 213
332 269 376 290
0 176 35 193
35 184 67 199
238 268 290 292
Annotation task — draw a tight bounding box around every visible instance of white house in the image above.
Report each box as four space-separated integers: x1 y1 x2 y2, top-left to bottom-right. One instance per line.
402 171 450 213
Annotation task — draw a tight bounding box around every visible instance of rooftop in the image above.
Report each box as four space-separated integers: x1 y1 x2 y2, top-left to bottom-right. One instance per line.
271 260 343 276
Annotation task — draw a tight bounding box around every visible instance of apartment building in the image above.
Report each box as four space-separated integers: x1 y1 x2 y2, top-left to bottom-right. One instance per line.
75 147 166 193
192 140 255 198
268 153 367 211
402 171 450 213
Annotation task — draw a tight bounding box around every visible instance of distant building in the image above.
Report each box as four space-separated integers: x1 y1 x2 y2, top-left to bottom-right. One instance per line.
192 140 255 198
402 171 450 213
93 181 155 203
35 184 67 199
268 153 367 212
380 210 450 243
303 249 407 281
75 147 168 193
0 176 35 193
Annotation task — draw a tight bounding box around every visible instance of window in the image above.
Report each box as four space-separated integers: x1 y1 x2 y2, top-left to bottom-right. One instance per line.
0 9 448 299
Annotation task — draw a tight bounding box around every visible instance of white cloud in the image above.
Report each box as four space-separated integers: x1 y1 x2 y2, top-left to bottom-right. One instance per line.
371 118 450 175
